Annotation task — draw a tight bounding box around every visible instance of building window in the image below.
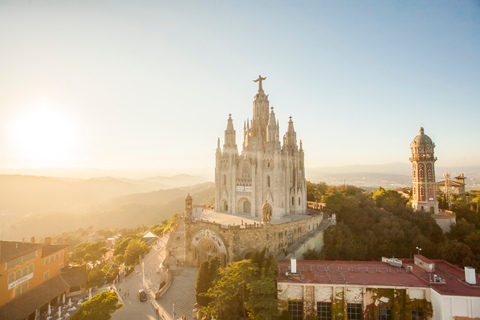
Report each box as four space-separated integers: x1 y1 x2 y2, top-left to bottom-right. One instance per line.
298 197 301 205
288 301 303 320
8 273 14 283
347 303 362 320
59 264 64 270
411 308 423 320
16 270 21 279
292 197 294 206
14 286 20 297
60 251 64 258
29 264 34 273
50 256 54 263
21 282 28 293
55 253 59 260
44 271 50 280
45 258 49 265
267 175 270 187
379 307 391 320
22 267 28 276
317 302 331 320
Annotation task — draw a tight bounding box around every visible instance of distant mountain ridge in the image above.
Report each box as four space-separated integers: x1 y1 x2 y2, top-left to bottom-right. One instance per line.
4 182 215 240
0 173 207 215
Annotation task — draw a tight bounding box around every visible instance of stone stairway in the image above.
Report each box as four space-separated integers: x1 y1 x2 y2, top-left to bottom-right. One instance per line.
160 216 199 320
158 267 198 320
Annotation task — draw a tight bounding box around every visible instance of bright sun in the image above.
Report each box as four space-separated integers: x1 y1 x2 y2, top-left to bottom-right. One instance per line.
8 101 82 167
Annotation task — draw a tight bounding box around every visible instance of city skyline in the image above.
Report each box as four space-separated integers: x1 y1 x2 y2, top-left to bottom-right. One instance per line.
1 1 479 172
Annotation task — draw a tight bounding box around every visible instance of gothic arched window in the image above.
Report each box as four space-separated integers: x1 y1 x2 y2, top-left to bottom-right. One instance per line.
419 164 425 180
426 164 433 181
267 175 270 187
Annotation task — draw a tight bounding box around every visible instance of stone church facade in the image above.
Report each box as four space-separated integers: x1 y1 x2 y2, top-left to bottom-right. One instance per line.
215 75 307 219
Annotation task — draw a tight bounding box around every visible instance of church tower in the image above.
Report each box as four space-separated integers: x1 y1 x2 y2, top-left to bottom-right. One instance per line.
409 127 439 214
215 76 307 219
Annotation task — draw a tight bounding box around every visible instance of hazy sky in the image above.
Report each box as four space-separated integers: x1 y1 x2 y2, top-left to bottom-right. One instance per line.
1 1 479 172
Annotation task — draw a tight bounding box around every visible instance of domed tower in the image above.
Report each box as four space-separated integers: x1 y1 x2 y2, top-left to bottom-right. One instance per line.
409 127 439 214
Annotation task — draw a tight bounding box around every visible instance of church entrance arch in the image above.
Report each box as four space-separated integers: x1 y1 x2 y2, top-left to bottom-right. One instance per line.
191 228 228 267
196 238 219 266
237 198 251 214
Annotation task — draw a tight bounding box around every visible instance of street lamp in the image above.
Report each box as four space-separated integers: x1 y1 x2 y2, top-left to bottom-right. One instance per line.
415 247 422 255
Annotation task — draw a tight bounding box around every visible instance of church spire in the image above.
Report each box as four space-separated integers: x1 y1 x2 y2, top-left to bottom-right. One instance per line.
267 107 277 143
224 114 237 151
286 116 297 148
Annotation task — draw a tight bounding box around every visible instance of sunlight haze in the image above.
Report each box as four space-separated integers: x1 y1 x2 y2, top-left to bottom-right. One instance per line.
0 1 479 172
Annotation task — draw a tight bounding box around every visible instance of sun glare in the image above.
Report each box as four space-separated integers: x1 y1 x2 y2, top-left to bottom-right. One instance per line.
7 101 82 167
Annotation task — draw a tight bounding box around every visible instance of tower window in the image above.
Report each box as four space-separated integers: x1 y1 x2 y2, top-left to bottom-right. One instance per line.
223 175 226 186
292 197 294 206
267 175 271 187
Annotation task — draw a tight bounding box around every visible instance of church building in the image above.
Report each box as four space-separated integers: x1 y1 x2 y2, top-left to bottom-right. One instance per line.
215 75 307 218
179 76 328 267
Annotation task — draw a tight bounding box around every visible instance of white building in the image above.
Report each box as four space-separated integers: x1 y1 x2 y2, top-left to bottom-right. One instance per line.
215 76 307 219
277 256 480 319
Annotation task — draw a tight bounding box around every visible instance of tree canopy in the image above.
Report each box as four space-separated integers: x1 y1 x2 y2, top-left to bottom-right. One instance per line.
71 291 122 320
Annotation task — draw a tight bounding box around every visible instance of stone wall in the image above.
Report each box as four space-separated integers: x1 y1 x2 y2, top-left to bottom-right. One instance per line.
184 213 324 266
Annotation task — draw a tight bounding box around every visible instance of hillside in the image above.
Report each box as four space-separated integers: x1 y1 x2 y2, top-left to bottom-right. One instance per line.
0 173 208 215
4 182 215 240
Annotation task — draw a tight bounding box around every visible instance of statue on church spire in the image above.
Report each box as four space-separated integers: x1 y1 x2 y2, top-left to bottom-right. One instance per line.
253 75 267 92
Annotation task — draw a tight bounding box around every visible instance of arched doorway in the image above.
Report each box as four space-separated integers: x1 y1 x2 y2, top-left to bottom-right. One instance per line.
195 238 220 267
221 199 229 213
237 198 251 214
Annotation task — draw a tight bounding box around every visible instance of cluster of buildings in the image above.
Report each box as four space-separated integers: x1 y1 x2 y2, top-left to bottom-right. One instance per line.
182 77 479 319
1 76 477 319
0 238 86 320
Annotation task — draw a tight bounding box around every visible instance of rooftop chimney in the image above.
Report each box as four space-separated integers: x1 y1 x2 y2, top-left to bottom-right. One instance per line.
31 237 35 243
45 237 52 245
465 266 477 285
291 258 297 274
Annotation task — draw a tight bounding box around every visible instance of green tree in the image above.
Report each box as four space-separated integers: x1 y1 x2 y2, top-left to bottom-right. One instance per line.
124 239 148 266
71 291 122 320
87 269 105 285
195 255 221 307
205 260 257 320
246 254 279 320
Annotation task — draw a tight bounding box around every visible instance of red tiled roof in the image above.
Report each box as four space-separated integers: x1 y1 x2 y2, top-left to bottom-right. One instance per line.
277 260 427 288
0 241 44 263
41 244 68 258
278 259 480 297
414 254 434 264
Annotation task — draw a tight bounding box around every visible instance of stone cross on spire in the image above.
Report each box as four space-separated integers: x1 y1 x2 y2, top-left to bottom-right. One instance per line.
253 75 266 92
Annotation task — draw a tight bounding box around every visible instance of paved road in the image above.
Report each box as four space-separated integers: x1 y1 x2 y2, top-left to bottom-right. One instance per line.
111 236 169 320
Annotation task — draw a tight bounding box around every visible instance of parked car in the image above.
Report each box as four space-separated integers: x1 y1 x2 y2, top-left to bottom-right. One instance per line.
138 289 147 302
